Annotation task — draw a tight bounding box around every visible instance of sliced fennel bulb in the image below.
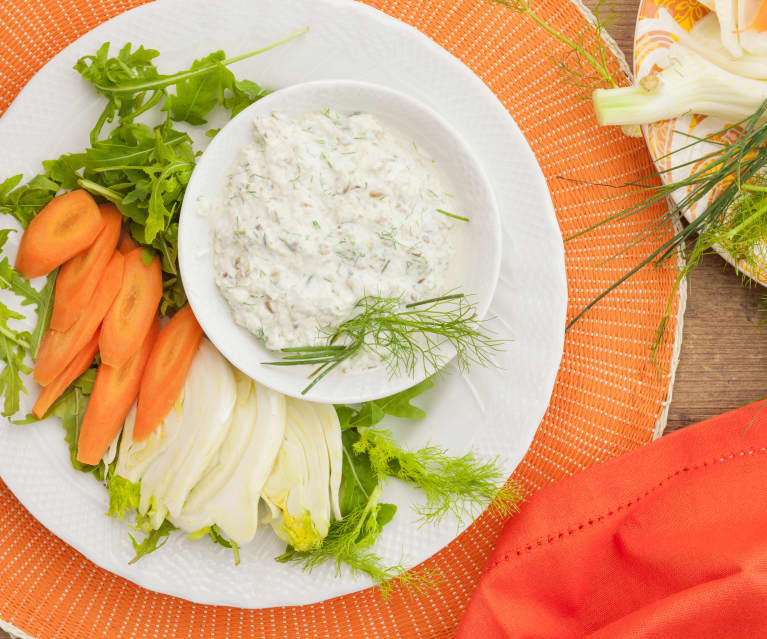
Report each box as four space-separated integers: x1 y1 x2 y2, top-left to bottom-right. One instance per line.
111 337 342 551
261 398 341 551
682 14 767 80
173 374 287 545
592 45 767 126
714 0 743 57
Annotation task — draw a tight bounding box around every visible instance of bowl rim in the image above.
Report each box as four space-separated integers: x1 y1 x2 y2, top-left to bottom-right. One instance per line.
178 78 502 403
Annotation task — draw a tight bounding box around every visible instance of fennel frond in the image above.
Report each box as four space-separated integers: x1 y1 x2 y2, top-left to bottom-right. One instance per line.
265 293 505 394
566 99 767 357
492 0 620 94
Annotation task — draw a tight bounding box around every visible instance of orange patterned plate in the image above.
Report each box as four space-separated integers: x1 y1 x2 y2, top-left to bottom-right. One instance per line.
634 0 767 283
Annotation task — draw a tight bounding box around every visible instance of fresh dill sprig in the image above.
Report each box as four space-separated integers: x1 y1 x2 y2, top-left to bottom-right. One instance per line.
566 100 767 357
354 428 524 524
265 293 505 394
492 0 619 94
281 417 523 595
277 484 440 598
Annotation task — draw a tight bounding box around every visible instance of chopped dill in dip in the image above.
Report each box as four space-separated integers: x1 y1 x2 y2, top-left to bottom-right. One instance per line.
212 109 462 361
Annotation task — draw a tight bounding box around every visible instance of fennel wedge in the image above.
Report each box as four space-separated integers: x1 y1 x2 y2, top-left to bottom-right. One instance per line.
593 45 767 127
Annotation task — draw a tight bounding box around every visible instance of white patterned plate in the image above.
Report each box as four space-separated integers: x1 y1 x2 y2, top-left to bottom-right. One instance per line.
0 0 566 608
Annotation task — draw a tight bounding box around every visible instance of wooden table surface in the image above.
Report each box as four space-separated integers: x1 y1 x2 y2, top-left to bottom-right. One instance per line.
0 3 759 638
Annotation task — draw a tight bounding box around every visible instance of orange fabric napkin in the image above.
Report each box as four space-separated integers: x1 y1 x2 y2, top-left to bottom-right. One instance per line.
457 401 767 638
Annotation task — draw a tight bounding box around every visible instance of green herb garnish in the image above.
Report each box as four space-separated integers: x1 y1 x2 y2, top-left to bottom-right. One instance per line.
279 380 523 592
435 208 469 222
566 100 767 356
266 293 505 394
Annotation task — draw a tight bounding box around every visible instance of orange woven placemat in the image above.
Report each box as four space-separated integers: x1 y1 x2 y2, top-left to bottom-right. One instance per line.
0 1 681 637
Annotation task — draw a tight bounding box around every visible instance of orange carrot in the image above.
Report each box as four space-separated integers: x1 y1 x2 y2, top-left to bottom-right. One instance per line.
32 330 99 419
50 203 122 332
118 232 137 254
750 0 767 31
133 305 203 442
15 190 104 279
99 248 163 368
77 317 160 465
34 252 124 386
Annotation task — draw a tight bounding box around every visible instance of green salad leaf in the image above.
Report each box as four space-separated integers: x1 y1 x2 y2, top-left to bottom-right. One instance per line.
107 474 141 520
336 376 434 430
129 519 177 564
0 173 60 228
48 369 103 476
0 311 32 417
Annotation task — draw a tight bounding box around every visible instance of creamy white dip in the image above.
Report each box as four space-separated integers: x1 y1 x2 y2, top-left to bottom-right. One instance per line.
213 109 461 357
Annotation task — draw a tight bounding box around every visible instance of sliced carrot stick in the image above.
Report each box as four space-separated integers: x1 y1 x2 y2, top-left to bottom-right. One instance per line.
118 232 137 254
34 252 124 386
50 203 122 332
133 305 203 442
32 330 99 419
77 317 160 465
750 0 767 31
99 248 163 368
15 190 104 279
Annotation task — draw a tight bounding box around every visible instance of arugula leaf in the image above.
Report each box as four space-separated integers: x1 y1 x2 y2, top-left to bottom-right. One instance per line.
0 229 14 252
224 79 270 118
339 428 380 515
0 173 60 228
128 518 176 564
376 377 434 419
335 377 434 430
194 524 241 565
168 51 231 125
0 312 32 417
29 271 57 358
0 257 41 307
47 369 99 474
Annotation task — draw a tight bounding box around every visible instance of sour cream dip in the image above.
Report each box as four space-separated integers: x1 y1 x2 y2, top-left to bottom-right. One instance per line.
212 109 462 357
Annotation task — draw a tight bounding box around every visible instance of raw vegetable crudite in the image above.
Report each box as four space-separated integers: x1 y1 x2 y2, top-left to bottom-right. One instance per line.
14 189 104 279
34 251 124 386
133 303 203 441
77 318 159 465
99 247 162 367
0 32 524 593
51 203 122 332
32 330 99 419
592 46 767 126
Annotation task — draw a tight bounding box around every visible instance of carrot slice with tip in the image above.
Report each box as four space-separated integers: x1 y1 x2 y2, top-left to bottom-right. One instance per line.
32 330 99 419
50 203 122 332
77 317 160 465
34 252 124 386
15 190 104 279
133 305 203 442
99 248 163 368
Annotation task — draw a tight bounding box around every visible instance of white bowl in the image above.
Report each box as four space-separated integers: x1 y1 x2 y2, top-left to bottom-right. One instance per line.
178 80 501 403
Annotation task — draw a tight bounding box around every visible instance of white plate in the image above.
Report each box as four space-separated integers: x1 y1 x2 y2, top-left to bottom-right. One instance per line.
0 0 566 608
180 79 502 404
